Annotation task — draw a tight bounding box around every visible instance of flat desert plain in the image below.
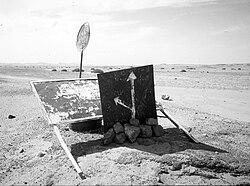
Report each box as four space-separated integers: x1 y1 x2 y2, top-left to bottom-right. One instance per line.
0 63 250 185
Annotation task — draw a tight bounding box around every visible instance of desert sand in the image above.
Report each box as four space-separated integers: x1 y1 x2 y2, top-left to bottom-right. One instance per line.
0 63 250 185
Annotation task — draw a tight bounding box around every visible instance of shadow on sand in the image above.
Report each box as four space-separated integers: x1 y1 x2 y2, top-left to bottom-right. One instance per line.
70 127 227 160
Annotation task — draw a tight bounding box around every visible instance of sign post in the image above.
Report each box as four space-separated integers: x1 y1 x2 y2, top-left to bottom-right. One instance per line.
76 22 90 78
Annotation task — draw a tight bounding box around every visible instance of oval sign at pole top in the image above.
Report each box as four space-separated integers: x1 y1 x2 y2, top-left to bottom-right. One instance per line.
76 22 90 51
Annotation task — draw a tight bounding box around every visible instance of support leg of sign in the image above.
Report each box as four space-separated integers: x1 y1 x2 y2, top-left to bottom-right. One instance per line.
157 103 199 143
53 125 86 179
159 109 199 143
79 50 83 78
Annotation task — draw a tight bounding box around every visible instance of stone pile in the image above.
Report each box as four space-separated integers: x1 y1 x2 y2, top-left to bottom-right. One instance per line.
103 118 165 145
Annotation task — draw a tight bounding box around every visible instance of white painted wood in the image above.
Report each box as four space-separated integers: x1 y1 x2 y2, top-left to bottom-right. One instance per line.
53 125 85 178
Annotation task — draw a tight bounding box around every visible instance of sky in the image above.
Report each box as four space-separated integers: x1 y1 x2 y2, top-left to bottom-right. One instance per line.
0 0 250 66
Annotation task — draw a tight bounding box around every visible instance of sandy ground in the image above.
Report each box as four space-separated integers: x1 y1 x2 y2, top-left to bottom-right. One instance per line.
0 63 250 185
155 87 250 122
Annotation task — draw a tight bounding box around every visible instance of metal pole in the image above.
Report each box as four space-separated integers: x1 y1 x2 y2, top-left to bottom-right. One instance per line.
79 50 83 78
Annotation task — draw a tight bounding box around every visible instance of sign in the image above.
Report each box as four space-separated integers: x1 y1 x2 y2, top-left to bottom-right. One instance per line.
76 22 90 52
30 78 102 125
76 22 90 78
98 65 157 131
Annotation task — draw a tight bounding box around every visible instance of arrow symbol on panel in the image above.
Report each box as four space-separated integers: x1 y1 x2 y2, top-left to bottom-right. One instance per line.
114 97 132 111
114 71 137 119
127 71 137 119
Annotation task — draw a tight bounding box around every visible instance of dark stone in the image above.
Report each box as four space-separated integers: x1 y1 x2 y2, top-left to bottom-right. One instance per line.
139 125 152 138
124 124 141 143
137 137 154 146
103 128 115 145
152 125 164 137
161 94 170 100
129 118 140 126
113 122 124 133
19 148 24 153
145 118 158 125
64 127 70 131
114 133 126 144
37 152 46 157
8 115 16 119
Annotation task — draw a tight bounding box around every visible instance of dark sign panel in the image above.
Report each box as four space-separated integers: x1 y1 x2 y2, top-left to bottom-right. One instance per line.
98 65 157 131
30 78 102 125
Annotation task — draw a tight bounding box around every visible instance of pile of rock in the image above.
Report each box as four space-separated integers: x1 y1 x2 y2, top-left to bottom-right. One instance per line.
103 118 165 145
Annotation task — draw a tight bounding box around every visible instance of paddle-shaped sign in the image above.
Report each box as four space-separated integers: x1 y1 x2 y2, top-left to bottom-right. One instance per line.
76 22 90 78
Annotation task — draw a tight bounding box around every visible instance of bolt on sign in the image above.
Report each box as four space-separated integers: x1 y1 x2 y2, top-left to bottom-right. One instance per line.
30 78 102 125
98 65 157 131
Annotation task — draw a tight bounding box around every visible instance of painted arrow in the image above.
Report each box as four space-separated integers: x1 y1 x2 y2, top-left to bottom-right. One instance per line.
114 97 132 110
127 71 137 119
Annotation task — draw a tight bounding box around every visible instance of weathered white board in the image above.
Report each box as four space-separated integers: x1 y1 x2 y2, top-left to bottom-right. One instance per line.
30 78 102 125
